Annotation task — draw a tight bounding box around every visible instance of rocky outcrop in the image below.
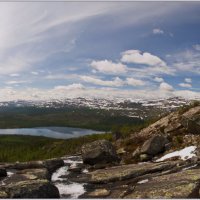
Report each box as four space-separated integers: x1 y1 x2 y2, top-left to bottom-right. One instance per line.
181 106 200 134
81 140 120 166
3 179 59 198
2 158 64 175
89 161 180 183
124 169 200 198
1 167 59 198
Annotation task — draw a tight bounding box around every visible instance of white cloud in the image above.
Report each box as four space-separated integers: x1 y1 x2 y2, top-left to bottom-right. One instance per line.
90 60 127 74
154 77 164 82
10 73 20 77
5 80 30 85
179 83 192 88
121 50 166 67
54 83 85 90
153 28 164 35
0 85 199 102
31 71 39 75
172 50 200 74
126 77 146 86
159 82 174 91
45 73 79 80
185 78 192 83
193 44 200 51
81 76 124 87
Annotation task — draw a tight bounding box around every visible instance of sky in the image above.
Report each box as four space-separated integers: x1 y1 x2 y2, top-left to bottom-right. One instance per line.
0 2 200 101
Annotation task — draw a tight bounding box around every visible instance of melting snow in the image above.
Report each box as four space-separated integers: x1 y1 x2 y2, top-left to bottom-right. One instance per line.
156 146 197 162
138 179 149 184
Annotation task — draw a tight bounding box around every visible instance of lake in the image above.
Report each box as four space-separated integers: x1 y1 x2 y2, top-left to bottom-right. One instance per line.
0 127 103 139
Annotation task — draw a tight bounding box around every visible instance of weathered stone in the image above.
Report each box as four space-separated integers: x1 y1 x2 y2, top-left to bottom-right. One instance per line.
81 140 120 166
0 168 7 177
140 135 169 156
132 148 140 159
87 188 110 197
44 158 64 174
139 154 152 162
88 161 181 183
4 179 60 198
124 169 200 198
0 190 8 198
181 106 200 134
6 161 45 170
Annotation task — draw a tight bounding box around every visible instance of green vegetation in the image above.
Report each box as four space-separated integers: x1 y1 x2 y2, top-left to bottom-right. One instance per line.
0 106 144 131
0 133 112 162
178 100 200 114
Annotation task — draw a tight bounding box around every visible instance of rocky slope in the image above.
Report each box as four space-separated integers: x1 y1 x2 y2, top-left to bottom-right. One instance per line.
0 104 200 198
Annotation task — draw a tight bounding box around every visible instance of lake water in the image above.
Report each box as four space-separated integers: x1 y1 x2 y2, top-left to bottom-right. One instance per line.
0 127 103 139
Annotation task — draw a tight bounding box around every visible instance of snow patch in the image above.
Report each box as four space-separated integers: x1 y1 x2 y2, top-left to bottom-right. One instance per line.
156 146 197 162
138 179 149 184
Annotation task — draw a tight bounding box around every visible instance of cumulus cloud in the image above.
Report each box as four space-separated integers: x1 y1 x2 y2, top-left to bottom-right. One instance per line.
172 50 200 74
81 76 124 87
121 50 166 67
179 83 192 88
126 77 146 86
185 78 192 83
153 28 164 34
90 60 127 74
159 82 174 91
154 77 164 82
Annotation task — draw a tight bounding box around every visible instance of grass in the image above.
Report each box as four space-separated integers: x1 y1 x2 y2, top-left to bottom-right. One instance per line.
0 133 112 162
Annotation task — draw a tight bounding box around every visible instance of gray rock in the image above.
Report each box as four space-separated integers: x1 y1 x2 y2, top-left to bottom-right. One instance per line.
140 135 169 156
124 168 200 198
44 158 64 174
4 179 60 198
181 106 200 134
81 140 120 165
0 168 7 178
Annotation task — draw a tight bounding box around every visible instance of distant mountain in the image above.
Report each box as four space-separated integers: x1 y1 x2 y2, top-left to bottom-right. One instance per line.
0 97 192 120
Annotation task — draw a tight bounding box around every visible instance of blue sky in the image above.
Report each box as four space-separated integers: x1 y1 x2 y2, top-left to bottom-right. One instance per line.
0 2 200 101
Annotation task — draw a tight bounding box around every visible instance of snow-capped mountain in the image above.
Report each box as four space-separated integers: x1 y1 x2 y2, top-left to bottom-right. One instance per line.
0 97 192 120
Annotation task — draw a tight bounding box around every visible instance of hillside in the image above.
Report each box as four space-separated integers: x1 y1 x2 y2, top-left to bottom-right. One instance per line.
0 102 200 198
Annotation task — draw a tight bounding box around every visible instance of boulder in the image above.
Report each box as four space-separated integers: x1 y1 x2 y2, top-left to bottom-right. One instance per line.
124 168 200 198
0 168 7 177
181 106 200 134
3 179 60 198
44 158 64 174
140 135 169 156
1 167 60 198
81 140 120 165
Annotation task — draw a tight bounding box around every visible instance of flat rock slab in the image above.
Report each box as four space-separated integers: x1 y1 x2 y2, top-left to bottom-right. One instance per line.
88 161 181 183
124 169 200 198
